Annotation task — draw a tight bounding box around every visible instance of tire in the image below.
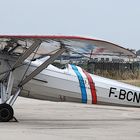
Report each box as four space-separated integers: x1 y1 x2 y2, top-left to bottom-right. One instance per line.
0 104 14 122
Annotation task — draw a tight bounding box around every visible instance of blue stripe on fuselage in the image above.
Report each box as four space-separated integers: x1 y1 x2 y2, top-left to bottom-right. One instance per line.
71 64 87 103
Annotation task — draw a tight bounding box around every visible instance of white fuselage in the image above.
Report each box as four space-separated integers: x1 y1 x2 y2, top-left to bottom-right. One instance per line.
16 61 140 107
1 56 140 107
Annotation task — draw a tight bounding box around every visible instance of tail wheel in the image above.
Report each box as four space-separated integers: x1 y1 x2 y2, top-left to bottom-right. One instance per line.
0 104 14 122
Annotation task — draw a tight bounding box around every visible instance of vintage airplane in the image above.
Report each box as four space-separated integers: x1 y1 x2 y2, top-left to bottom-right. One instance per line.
0 35 139 122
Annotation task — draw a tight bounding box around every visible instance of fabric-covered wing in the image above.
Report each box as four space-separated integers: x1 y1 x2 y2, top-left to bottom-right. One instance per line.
0 35 136 61
50 36 135 58
0 37 62 61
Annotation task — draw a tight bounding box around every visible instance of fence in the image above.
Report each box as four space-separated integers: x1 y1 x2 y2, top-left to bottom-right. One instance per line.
84 61 140 80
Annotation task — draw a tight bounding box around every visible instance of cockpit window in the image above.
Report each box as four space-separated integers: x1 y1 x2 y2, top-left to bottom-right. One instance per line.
52 62 67 69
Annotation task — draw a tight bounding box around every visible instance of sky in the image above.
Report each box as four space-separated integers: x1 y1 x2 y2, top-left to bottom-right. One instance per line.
0 0 140 50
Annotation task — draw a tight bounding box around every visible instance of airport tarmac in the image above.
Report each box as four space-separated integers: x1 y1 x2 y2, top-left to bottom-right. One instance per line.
0 97 140 140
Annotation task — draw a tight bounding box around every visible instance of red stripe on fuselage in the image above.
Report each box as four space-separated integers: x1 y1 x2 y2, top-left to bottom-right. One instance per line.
83 70 97 104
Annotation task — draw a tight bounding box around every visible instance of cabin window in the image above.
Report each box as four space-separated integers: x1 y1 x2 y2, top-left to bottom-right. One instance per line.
106 58 109 62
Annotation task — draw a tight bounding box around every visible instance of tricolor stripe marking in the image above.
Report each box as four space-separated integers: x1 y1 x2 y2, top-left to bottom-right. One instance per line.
71 64 87 103
76 66 92 104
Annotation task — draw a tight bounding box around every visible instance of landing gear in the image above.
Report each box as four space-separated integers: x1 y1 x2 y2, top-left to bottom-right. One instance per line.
0 104 14 122
0 71 21 122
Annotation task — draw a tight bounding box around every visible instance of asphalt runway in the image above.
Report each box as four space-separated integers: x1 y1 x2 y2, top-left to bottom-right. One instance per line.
0 97 140 140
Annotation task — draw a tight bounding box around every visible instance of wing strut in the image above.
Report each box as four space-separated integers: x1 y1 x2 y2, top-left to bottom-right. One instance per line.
18 47 66 87
13 40 42 69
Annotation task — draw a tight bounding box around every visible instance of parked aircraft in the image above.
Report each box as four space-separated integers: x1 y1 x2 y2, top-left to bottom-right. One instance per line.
0 35 139 122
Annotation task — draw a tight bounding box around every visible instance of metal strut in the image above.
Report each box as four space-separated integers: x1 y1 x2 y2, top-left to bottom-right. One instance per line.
6 71 14 100
0 82 6 103
0 40 42 105
0 71 14 104
19 47 66 87
9 88 21 106
13 40 42 69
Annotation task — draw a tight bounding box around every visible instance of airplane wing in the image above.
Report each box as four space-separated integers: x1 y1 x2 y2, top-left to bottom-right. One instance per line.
0 35 136 60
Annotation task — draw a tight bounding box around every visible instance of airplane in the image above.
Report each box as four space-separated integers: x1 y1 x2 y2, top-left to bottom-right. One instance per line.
0 35 139 122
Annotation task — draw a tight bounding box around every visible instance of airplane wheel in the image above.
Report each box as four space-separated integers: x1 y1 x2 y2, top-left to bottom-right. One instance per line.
0 104 14 122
